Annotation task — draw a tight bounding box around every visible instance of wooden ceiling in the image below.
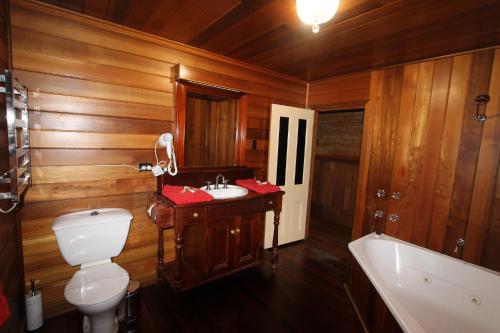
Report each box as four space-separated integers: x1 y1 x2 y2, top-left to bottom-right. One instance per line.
38 0 500 80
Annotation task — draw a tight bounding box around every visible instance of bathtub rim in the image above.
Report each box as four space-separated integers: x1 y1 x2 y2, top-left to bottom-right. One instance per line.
348 232 500 333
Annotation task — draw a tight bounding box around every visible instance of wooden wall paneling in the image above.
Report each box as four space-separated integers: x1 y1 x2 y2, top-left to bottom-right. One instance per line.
13 48 172 92
409 58 453 246
11 1 306 317
442 50 495 257
385 61 433 240
29 111 172 134
30 149 158 167
427 54 473 252
353 48 500 264
11 1 306 94
354 67 403 238
11 26 175 76
176 64 305 105
464 49 500 266
14 70 174 107
308 71 371 111
311 155 359 227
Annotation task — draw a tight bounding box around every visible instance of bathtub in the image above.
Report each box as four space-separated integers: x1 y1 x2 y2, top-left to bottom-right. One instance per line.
348 233 500 333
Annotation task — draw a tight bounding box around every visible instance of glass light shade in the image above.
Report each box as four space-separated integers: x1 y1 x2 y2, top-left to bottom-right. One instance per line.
296 0 340 33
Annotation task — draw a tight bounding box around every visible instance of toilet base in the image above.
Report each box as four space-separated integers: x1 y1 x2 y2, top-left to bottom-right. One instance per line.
82 313 118 333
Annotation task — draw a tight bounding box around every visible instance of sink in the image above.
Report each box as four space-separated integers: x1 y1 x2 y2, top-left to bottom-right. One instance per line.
200 184 248 200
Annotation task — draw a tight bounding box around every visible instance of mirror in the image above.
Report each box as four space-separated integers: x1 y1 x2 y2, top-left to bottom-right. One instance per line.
175 81 247 168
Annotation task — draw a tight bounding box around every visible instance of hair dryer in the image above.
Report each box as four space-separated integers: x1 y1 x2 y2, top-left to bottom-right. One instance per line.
157 133 178 176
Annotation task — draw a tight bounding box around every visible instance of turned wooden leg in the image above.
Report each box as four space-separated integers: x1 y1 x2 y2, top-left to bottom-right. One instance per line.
271 208 281 272
157 229 164 266
174 229 184 290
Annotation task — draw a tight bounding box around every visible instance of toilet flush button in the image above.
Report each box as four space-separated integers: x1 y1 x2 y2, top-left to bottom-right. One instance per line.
90 211 99 216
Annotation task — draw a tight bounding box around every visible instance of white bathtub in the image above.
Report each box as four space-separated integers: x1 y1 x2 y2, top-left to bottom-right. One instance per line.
348 233 500 333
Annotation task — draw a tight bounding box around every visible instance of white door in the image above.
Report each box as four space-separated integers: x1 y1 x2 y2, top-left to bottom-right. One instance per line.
265 104 315 248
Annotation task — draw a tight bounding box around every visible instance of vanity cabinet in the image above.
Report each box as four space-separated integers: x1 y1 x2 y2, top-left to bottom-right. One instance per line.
206 213 262 275
149 167 283 291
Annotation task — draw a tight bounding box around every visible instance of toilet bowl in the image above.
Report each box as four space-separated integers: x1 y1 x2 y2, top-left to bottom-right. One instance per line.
65 263 130 333
52 208 133 333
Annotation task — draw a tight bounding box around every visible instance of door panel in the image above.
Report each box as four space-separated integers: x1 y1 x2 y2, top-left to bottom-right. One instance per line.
207 218 235 275
234 214 262 266
265 104 315 248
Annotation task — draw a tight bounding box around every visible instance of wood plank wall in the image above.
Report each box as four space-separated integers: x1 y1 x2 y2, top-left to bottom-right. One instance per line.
310 111 363 227
11 0 306 317
0 1 24 332
311 155 359 227
354 48 500 268
308 71 370 111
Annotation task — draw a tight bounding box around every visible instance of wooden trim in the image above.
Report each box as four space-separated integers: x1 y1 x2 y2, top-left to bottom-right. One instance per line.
13 0 305 86
314 101 369 112
174 80 186 167
174 77 248 168
352 73 378 240
305 109 318 239
237 95 248 165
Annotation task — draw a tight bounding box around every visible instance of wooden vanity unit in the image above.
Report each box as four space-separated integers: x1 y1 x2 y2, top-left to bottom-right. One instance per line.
149 167 284 291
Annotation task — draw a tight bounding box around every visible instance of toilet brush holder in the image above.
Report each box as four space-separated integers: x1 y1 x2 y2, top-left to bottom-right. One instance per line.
25 280 43 331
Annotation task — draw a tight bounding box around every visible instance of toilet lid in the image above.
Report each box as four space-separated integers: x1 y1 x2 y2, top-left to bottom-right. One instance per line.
65 263 129 306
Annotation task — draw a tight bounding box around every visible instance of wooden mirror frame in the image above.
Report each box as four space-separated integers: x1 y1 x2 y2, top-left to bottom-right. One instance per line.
174 80 248 168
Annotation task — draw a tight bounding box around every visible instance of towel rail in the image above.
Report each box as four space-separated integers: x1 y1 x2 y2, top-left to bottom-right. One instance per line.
0 69 31 203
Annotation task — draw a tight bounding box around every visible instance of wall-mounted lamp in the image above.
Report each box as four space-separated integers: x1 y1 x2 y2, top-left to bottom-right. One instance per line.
296 0 340 33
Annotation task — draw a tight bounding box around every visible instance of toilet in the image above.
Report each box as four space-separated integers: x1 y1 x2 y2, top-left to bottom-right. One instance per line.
52 208 133 333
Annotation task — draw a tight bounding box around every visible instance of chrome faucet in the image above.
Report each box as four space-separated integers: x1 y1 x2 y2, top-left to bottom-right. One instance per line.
215 174 226 189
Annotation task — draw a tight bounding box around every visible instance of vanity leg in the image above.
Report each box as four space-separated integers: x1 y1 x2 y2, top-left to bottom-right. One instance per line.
174 225 184 290
158 229 164 266
271 208 281 272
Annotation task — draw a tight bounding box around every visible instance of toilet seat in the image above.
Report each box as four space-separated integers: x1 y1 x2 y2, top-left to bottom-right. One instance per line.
65 263 129 306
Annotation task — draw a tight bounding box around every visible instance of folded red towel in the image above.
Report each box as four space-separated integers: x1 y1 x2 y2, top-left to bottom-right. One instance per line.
161 185 213 205
0 283 10 328
235 179 281 194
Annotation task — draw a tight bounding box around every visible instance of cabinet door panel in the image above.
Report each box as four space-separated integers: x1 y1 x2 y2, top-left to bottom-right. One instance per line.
207 218 235 275
234 214 262 267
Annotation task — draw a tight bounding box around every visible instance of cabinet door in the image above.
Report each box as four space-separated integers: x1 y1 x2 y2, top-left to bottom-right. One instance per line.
233 214 263 267
206 218 236 275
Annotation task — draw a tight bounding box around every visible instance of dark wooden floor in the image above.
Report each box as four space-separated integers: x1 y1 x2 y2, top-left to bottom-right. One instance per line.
40 220 361 333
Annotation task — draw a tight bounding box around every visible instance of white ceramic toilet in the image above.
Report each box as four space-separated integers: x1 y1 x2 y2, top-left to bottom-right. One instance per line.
52 208 133 333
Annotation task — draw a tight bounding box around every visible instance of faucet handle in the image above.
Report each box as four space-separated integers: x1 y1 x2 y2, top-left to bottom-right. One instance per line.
205 181 212 191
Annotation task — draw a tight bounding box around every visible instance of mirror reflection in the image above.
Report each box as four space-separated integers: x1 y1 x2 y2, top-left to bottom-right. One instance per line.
184 92 239 167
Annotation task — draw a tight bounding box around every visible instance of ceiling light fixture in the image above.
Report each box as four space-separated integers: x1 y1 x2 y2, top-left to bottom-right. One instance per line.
296 0 340 33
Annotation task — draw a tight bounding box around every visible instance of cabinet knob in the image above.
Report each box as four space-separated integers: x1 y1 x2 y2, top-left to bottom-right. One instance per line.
373 210 384 218
230 229 235 235
268 200 273 205
236 228 240 233
376 189 386 198
193 212 199 218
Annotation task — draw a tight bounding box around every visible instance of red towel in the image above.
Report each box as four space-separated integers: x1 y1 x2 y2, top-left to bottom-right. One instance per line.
235 179 281 194
161 185 213 205
0 283 10 328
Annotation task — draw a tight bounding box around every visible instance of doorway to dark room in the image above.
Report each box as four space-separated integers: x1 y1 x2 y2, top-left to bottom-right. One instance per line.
310 109 364 264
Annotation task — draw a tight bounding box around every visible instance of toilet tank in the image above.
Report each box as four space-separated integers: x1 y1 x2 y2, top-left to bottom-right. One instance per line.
52 208 133 266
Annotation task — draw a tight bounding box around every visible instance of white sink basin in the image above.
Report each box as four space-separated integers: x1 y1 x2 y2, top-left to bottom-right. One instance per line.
200 184 248 200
